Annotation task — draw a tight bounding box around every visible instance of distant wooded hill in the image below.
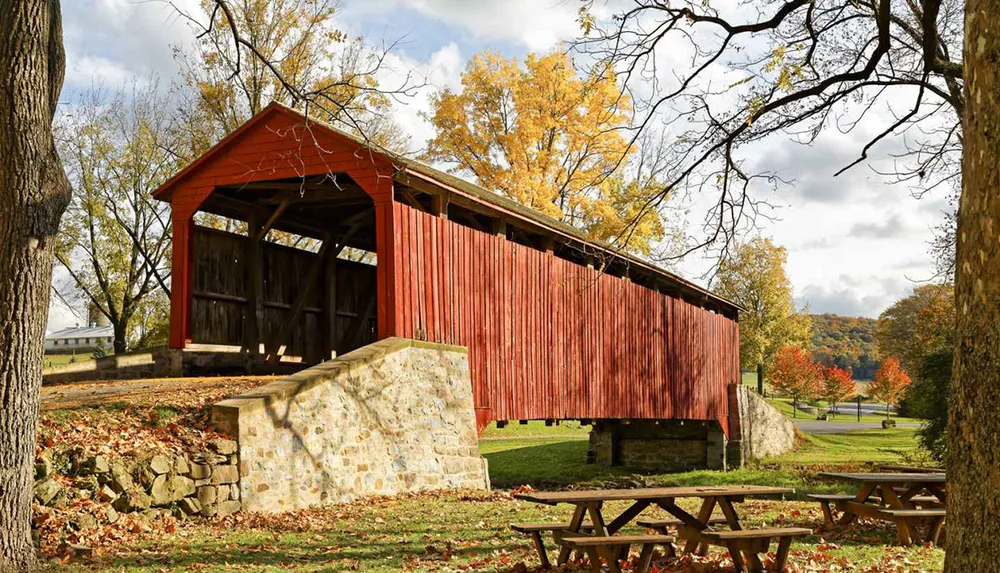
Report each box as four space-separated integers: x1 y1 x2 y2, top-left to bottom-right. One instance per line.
809 313 879 380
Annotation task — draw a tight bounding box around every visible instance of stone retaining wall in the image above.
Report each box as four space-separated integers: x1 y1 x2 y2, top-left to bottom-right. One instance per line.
32 439 243 527
728 385 797 464
587 420 728 472
212 338 490 513
586 386 796 472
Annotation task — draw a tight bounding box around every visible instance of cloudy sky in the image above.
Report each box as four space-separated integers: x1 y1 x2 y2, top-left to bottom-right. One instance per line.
51 0 950 329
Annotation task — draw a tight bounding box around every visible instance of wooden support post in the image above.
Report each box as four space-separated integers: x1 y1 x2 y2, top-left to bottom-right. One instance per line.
374 199 397 339
540 236 555 253
321 253 338 361
430 193 449 219
490 217 507 237
246 215 263 358
169 214 194 349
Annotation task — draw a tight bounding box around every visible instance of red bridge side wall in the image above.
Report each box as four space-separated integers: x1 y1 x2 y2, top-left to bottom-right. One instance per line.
390 203 740 430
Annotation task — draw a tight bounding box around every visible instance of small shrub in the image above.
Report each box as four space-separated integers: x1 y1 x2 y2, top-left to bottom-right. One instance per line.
91 340 110 359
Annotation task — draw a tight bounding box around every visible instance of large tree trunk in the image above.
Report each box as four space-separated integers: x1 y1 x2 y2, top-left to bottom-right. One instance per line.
756 363 764 395
947 1 1000 571
112 321 127 355
0 1 70 570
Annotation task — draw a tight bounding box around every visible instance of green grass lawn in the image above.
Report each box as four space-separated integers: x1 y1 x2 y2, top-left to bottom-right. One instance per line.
48 419 943 572
42 353 85 368
778 428 925 465
44 492 943 572
480 419 591 440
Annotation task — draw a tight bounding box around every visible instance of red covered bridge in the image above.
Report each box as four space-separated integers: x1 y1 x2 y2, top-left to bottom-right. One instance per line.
154 103 742 445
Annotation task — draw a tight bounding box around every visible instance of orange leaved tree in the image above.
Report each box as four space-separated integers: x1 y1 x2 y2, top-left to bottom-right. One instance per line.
769 346 823 418
870 358 913 420
822 366 856 418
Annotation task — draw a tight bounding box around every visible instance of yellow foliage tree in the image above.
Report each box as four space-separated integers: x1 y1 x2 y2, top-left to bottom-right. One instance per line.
423 50 666 254
175 0 408 248
714 237 812 394
177 0 407 157
875 283 955 375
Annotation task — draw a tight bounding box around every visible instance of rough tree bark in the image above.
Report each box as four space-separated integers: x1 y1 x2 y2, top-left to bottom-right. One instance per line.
112 319 129 355
947 0 1000 571
0 1 71 570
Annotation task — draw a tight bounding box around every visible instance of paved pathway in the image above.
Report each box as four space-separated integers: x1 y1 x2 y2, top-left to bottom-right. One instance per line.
828 401 897 414
794 420 921 434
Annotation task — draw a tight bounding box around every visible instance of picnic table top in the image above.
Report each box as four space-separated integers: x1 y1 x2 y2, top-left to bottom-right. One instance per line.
819 472 947 483
879 465 946 474
514 485 794 506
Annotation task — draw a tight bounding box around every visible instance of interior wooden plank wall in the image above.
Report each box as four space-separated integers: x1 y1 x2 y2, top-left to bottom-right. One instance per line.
390 203 740 431
190 226 378 361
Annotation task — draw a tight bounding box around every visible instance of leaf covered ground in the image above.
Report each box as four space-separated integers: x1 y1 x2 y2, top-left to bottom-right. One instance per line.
36 381 943 572
42 491 944 572
38 376 277 459
34 376 277 560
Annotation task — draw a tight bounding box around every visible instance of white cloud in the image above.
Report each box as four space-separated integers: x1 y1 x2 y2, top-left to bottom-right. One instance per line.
849 213 914 239
64 55 135 89
362 0 579 51
797 277 913 318
54 0 952 329
62 0 200 93
369 42 464 154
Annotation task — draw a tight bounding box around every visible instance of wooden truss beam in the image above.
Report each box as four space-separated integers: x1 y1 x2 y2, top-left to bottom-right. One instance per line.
255 200 290 240
204 194 328 239
398 187 428 213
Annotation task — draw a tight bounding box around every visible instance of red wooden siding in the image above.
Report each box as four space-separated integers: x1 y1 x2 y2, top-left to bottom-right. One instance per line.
159 105 397 348
157 108 394 218
157 103 741 434
390 203 740 430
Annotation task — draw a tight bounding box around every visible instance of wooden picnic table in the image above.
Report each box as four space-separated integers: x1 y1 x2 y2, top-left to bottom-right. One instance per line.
515 485 794 570
879 465 946 474
818 472 947 545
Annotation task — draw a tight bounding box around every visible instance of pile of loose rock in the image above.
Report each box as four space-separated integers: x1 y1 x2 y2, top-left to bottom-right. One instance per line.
32 438 242 531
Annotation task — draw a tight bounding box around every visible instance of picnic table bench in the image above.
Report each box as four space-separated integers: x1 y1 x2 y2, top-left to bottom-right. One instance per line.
559 534 676 573
513 485 806 573
816 472 947 545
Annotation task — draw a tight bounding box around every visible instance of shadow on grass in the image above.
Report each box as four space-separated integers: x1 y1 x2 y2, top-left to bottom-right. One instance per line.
483 438 645 489
482 439 860 499
78 534 539 572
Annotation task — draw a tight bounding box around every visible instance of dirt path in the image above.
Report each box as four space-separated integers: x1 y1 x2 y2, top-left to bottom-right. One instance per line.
40 376 278 411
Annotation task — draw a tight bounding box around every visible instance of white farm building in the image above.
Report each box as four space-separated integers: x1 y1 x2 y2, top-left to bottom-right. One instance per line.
45 325 114 353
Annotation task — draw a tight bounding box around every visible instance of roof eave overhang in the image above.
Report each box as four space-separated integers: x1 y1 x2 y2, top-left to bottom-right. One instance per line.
396 166 743 316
